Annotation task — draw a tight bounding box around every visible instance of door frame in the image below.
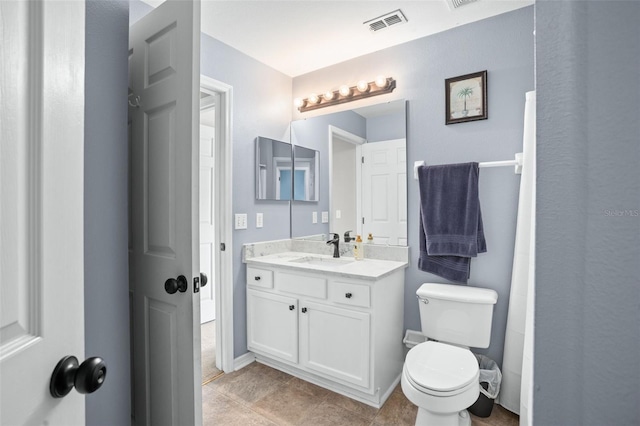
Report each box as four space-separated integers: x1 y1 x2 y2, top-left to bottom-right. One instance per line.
200 75 234 373
328 125 366 236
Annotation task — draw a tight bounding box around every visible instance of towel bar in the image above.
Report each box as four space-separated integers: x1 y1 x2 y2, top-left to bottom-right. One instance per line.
413 152 523 179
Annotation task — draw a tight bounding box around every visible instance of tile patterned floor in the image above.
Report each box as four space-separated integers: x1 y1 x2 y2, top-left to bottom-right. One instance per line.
203 362 518 426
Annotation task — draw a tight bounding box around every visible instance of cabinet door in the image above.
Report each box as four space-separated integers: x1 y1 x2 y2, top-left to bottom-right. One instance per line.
300 301 371 388
247 289 298 363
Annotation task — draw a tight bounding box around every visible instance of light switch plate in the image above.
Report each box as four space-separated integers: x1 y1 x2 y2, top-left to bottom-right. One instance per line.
312 212 318 224
335 209 341 219
321 211 329 223
234 213 247 230
256 213 263 228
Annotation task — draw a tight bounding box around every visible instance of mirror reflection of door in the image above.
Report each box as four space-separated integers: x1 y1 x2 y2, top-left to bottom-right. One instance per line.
292 145 319 201
361 138 407 245
256 137 292 201
293 168 307 200
278 168 292 200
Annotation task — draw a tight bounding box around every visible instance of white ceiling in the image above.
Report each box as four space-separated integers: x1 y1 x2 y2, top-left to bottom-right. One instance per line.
142 0 533 77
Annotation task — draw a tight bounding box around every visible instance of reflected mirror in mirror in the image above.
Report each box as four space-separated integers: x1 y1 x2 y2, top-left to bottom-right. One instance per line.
291 99 407 246
255 136 292 201
292 145 319 202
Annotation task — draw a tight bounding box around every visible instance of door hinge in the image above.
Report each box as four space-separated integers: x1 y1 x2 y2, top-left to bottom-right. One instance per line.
361 156 365 164
220 242 226 251
362 217 365 224
193 276 200 293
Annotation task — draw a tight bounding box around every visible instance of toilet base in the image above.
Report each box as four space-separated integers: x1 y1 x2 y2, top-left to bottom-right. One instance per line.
415 408 471 426
401 364 478 426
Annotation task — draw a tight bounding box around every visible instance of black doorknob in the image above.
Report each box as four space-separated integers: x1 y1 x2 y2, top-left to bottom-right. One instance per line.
200 272 208 287
50 356 107 398
165 275 188 294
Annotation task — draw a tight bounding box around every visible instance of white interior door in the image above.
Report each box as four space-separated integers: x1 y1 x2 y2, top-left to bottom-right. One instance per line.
1 1 86 424
361 139 407 245
129 1 202 425
199 122 215 324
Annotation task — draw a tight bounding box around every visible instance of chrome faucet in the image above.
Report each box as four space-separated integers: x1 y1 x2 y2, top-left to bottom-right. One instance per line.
326 233 340 258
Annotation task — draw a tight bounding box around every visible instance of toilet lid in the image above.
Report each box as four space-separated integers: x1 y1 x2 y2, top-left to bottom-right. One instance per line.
405 341 478 393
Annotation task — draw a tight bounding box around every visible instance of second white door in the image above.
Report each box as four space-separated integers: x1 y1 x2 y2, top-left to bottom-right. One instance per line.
200 121 216 324
361 139 407 246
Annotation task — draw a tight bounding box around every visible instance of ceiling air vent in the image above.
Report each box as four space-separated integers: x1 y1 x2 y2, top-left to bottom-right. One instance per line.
445 0 479 10
364 9 408 33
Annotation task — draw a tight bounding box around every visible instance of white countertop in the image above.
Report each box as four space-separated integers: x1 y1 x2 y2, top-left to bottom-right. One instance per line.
244 251 408 280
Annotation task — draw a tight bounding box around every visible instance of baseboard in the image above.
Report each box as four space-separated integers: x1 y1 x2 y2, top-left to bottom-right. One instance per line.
233 352 256 371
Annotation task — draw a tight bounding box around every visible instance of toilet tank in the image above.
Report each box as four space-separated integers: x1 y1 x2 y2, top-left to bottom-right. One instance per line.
417 283 498 348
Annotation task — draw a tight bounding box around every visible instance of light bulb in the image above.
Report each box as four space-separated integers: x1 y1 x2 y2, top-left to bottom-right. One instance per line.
356 80 369 93
339 85 351 97
375 75 388 88
294 98 306 108
324 91 335 101
309 93 320 104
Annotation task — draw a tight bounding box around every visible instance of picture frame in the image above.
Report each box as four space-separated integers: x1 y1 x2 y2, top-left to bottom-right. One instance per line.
445 70 487 125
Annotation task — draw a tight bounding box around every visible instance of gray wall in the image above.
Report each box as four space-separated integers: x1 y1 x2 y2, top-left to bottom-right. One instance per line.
534 1 640 424
199 34 292 357
367 111 406 142
293 7 534 366
84 1 130 424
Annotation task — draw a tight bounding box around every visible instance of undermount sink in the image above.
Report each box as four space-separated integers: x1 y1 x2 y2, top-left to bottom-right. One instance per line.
290 256 354 267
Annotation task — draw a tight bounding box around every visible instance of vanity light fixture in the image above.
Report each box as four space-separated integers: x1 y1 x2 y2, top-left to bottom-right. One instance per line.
356 80 370 93
296 76 396 112
308 93 320 104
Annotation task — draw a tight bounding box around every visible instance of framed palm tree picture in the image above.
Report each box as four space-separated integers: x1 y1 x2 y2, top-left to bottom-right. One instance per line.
445 70 487 125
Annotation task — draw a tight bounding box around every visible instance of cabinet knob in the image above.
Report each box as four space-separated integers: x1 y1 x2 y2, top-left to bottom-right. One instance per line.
301 307 307 313
289 305 295 311
254 276 261 281
345 292 353 299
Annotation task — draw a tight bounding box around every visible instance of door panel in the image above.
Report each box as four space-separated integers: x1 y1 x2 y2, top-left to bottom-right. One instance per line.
129 1 201 425
361 139 407 245
146 103 178 257
148 300 179 425
247 290 298 363
1 1 86 424
299 302 370 389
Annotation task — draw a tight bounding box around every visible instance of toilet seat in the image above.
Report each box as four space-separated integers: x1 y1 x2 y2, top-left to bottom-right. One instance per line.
404 341 479 397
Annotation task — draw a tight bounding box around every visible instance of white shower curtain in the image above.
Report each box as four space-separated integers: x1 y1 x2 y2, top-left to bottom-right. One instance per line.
500 91 536 425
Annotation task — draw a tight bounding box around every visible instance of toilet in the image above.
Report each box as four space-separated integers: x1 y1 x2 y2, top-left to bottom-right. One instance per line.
401 283 498 426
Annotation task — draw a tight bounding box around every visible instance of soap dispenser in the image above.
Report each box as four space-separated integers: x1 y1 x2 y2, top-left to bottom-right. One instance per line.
354 235 364 260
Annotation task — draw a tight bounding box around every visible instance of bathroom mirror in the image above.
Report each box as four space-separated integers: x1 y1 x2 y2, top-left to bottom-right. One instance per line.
255 136 292 201
292 145 319 202
290 99 407 245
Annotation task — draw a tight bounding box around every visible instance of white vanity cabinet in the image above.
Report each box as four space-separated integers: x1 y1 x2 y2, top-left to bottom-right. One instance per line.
246 261 405 408
299 300 370 388
246 289 298 363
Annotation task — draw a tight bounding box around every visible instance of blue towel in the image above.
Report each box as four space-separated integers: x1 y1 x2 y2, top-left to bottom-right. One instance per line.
418 162 486 283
